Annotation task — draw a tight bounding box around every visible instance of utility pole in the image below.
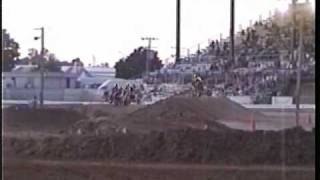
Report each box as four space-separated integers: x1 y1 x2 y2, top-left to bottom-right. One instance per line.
176 0 181 64
92 55 96 66
295 17 304 127
197 44 200 62
291 0 297 65
171 46 189 60
34 27 45 107
230 0 235 65
187 48 190 61
141 37 157 75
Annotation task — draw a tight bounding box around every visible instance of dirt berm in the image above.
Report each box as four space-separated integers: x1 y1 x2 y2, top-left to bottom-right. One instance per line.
2 107 85 133
8 127 314 166
124 95 267 123
92 96 268 134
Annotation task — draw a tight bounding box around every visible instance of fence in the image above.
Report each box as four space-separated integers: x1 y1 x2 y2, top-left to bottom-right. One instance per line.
227 96 252 104
272 96 293 105
2 88 103 102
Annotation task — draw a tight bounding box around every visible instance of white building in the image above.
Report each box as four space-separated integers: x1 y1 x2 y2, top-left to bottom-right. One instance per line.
2 64 83 100
3 65 79 89
77 66 116 88
85 66 115 78
2 72 78 89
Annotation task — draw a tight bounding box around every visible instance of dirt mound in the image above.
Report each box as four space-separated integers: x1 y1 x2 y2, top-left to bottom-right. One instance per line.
9 127 314 165
66 95 267 135
2 107 85 133
126 96 229 129
197 96 267 121
99 96 266 133
68 118 127 136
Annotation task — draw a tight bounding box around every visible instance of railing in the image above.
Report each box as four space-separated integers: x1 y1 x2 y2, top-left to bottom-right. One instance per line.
2 88 103 102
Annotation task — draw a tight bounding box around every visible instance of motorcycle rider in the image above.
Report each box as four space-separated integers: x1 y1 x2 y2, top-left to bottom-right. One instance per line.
123 84 131 105
192 74 203 86
114 86 123 105
192 74 204 96
196 75 202 83
192 74 197 85
110 84 118 103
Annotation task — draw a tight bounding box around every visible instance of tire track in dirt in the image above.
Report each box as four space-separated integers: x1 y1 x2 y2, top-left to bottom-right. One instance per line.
21 159 316 172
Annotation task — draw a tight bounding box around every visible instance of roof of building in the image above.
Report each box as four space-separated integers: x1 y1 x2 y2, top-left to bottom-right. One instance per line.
2 72 78 78
61 65 92 77
12 65 38 73
85 66 116 74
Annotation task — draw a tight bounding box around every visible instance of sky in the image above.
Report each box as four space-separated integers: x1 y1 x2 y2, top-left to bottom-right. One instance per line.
2 0 314 67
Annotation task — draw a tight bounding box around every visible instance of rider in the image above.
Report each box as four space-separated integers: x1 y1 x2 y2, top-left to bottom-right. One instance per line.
196 75 202 83
116 87 123 99
192 74 204 96
110 84 119 103
140 84 145 91
112 84 118 94
123 84 133 105
123 84 130 97
192 74 202 85
130 85 135 100
192 74 197 84
103 90 109 102
125 84 130 92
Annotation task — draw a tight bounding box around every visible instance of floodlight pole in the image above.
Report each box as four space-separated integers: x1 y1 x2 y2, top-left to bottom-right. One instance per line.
230 0 235 65
141 37 157 75
176 0 181 64
291 0 297 55
295 17 304 127
34 27 45 107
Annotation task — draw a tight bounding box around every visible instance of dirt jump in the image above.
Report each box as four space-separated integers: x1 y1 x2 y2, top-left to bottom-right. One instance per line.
2 95 315 180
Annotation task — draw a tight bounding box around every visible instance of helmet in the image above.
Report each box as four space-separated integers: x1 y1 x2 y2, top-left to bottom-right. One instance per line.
193 74 197 80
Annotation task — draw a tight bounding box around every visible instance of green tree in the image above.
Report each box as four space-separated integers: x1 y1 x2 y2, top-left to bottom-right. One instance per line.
17 48 62 72
103 62 109 67
2 29 20 71
114 47 163 79
43 53 61 72
71 57 84 66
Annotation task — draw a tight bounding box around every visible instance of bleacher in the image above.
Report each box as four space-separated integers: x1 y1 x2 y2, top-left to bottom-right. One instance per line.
149 1 314 104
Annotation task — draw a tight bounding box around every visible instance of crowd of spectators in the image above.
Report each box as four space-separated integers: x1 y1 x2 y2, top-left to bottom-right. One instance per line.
146 8 314 103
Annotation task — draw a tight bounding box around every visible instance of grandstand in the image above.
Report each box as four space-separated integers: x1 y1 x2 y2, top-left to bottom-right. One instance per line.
148 0 314 104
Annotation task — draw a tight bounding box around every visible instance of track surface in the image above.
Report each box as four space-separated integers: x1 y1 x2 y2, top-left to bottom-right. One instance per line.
2 99 315 180
3 158 315 180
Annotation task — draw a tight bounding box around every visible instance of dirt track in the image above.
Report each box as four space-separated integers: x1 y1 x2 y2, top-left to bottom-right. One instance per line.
3 158 315 180
2 96 315 180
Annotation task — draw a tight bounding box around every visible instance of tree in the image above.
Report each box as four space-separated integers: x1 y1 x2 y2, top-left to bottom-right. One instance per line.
59 61 73 66
210 41 215 50
71 57 84 66
17 48 61 72
16 48 43 65
27 48 40 64
103 62 109 67
43 53 61 72
114 47 163 79
2 29 20 71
